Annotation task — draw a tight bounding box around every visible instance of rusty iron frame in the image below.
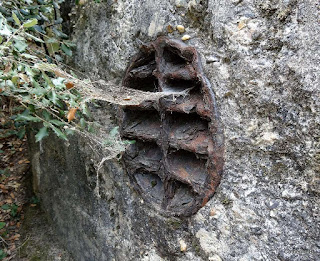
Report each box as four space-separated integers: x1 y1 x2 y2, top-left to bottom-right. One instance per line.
119 37 224 217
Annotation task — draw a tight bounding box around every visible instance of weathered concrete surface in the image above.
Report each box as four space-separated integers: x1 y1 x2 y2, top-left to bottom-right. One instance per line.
29 0 319 260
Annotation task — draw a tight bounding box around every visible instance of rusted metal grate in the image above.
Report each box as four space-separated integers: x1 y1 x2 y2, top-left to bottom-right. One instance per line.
119 37 224 217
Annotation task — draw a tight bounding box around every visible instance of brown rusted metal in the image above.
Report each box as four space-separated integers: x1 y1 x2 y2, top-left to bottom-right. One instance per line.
120 37 224 217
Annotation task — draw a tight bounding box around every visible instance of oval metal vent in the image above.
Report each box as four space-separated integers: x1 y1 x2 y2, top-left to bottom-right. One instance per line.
120 37 224 217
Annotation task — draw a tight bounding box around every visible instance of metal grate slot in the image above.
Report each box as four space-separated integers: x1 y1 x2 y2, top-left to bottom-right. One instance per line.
120 37 224 217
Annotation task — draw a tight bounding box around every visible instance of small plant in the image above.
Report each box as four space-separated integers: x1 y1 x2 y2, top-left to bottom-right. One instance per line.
0 249 6 260
1 203 19 217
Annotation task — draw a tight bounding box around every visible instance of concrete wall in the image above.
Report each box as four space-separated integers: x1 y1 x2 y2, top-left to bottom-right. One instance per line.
29 0 320 260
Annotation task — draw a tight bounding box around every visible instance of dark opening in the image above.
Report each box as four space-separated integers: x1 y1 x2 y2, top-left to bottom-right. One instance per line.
125 51 158 92
163 46 186 65
127 75 158 92
162 78 197 92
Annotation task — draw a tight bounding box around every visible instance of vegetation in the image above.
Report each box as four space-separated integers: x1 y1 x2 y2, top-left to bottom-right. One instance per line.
0 1 97 259
0 0 88 143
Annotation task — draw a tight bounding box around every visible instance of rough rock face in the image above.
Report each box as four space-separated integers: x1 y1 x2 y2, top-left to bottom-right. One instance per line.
29 0 319 260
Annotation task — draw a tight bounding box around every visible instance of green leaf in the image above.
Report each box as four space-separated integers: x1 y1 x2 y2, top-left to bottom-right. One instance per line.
42 110 51 121
21 53 39 60
20 9 30 16
13 39 28 52
61 43 72 56
123 140 136 145
24 32 44 43
54 54 63 62
80 118 86 129
0 249 6 260
80 103 91 117
30 196 40 204
102 139 112 146
33 25 46 34
46 38 58 44
0 36 3 44
47 42 60 55
65 128 75 136
10 204 18 217
35 126 48 142
41 71 54 87
23 18 38 28
0 24 12 36
52 27 68 39
0 222 5 230
50 90 58 104
70 70 79 79
25 65 37 76
28 104 35 113
15 114 41 122
1 204 9 210
50 119 66 126
16 127 26 139
110 127 119 137
11 76 19 84
30 87 46 96
50 125 67 141
52 77 65 89
88 123 95 133
12 11 21 26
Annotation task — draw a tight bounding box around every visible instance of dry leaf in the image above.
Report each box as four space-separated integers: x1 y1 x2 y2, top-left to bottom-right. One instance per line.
10 234 20 241
65 81 75 89
167 25 174 33
18 73 29 83
4 63 12 73
67 107 78 122
53 69 65 77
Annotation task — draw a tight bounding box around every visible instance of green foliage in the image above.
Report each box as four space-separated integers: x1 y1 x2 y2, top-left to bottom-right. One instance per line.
35 126 48 141
0 249 6 260
0 222 5 230
0 0 87 142
1 204 19 217
0 1 132 154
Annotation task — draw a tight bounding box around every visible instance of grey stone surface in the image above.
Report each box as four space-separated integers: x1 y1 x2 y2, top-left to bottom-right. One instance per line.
29 0 320 260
